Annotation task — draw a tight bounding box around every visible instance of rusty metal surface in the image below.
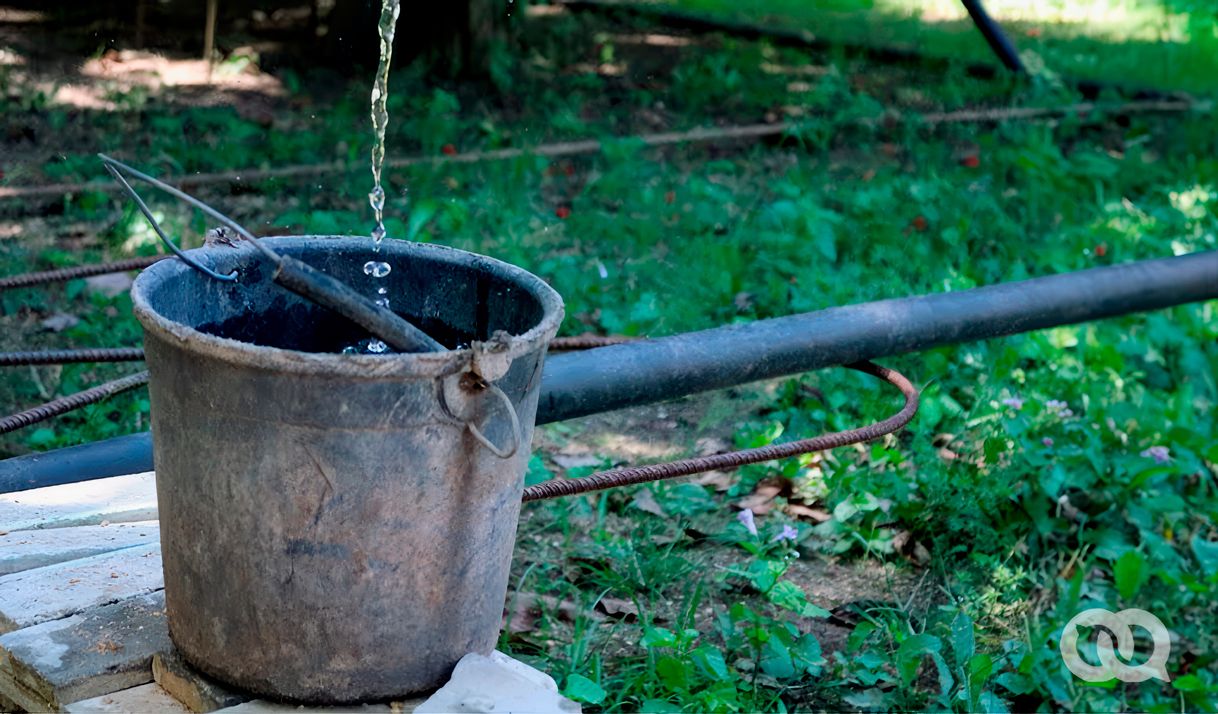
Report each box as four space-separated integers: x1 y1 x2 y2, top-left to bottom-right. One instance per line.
132 236 563 703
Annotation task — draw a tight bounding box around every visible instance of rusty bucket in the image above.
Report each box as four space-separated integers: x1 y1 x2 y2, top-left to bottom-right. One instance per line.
131 236 563 703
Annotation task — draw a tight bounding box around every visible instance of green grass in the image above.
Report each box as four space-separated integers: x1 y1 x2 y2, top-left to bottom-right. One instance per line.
664 0 1218 94
2 4 1218 711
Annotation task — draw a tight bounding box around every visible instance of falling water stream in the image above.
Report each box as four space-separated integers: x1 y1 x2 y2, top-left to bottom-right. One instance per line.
353 0 401 354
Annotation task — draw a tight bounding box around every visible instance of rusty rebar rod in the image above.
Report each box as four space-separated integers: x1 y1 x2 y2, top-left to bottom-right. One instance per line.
522 361 916 501
0 371 149 436
0 256 167 291
0 348 146 366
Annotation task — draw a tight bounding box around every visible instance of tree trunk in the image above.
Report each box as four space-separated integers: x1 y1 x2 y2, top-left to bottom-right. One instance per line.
320 0 511 75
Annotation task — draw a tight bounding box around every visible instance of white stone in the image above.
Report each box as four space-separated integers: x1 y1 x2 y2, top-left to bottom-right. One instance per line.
0 543 163 633
415 651 579 714
83 273 134 298
0 472 157 532
0 520 160 575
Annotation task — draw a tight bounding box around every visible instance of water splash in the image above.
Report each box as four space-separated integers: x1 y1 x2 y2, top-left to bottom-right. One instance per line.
364 261 392 278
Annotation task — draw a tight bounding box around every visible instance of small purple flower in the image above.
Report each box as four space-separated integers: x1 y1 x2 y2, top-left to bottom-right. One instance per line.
1140 446 1171 464
737 508 758 536
771 524 799 543
1001 397 1024 410
1042 437 1054 447
1045 400 1073 417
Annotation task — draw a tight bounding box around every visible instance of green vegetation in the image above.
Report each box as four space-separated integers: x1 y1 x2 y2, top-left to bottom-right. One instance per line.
668 0 1218 94
2 1 1217 711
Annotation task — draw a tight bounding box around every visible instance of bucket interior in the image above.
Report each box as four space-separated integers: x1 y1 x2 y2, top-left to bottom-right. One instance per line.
136 237 551 353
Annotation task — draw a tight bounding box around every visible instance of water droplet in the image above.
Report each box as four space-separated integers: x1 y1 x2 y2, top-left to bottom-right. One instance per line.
342 345 359 354
375 297 390 308
371 224 387 244
368 185 386 213
364 261 391 278
367 339 388 353
377 287 388 295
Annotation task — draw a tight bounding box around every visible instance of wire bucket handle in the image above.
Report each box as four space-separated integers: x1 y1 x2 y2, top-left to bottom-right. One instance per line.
99 154 445 354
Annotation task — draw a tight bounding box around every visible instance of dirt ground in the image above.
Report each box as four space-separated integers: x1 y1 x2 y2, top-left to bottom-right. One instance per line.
529 384 931 660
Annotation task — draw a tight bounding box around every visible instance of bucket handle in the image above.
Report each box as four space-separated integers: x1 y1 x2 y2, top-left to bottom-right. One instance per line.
465 382 521 459
439 376 522 460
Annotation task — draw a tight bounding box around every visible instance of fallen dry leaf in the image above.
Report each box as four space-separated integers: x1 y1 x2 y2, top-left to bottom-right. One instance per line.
503 592 594 634
84 272 134 297
40 312 79 332
692 469 735 492
630 489 666 517
595 597 639 621
552 453 601 470
734 476 789 515
784 503 830 523
694 437 730 456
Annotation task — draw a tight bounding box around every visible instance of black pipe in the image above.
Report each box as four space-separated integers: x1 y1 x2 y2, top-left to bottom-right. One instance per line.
960 0 1025 74
2 251 1216 494
0 432 155 493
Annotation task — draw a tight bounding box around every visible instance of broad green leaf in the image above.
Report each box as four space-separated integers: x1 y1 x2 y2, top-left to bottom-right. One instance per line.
951 612 975 665
760 636 796 680
563 673 606 705
979 690 1011 714
768 580 831 618
1192 536 1218 577
642 626 677 648
896 633 942 687
657 656 689 691
1114 549 1148 600
691 645 731 680
1172 674 1205 692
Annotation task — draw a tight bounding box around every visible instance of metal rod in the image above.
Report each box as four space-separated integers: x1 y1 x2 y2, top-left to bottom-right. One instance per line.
0 256 168 291
0 348 146 366
2 251 1215 493
960 0 1025 73
522 361 918 501
0 371 149 436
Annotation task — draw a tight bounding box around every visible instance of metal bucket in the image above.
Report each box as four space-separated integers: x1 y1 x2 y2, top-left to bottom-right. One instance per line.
131 236 564 703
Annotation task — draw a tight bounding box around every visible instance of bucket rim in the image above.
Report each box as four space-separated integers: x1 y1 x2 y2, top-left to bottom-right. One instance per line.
131 235 565 379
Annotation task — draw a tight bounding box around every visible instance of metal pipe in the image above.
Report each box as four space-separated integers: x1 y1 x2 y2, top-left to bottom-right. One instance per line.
960 0 1025 73
2 251 1216 493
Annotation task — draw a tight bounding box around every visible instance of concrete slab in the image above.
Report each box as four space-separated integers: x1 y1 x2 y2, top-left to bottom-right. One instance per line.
65 682 189 713
0 472 157 532
0 592 169 711
0 521 160 576
153 650 250 712
0 544 163 633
